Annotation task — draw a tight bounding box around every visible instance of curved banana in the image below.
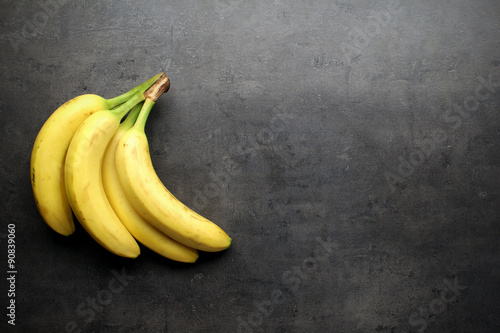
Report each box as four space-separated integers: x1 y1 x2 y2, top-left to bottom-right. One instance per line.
64 93 147 258
30 73 163 236
102 103 199 263
116 98 232 252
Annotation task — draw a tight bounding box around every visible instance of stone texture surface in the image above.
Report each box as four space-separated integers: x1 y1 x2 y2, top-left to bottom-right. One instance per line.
1 0 499 332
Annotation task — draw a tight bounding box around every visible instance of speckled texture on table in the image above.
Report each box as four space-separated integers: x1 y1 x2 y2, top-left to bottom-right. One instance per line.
1 1 499 332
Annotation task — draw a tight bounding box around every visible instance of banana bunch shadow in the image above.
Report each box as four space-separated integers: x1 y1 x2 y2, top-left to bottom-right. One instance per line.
31 73 231 263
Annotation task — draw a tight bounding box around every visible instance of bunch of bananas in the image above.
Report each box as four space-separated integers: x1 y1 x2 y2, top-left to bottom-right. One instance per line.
31 73 231 263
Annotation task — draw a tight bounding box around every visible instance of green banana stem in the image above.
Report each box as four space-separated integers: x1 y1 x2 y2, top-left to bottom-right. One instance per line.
121 103 143 129
106 73 164 108
110 91 146 121
133 98 156 133
133 74 170 133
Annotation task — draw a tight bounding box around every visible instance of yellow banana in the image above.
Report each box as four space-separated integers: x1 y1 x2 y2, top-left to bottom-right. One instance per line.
30 73 163 236
116 95 232 252
64 93 147 258
102 102 199 263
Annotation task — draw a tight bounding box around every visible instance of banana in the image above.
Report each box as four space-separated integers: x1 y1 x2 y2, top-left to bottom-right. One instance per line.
102 102 199 263
116 90 232 253
64 93 147 257
30 73 163 236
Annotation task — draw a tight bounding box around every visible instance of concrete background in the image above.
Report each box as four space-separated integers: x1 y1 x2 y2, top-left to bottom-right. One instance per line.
1 0 499 332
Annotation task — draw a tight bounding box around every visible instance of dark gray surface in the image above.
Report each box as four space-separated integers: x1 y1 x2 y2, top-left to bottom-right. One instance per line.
1 0 499 332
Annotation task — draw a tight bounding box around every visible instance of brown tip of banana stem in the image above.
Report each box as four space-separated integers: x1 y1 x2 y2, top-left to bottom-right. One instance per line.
144 74 170 102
